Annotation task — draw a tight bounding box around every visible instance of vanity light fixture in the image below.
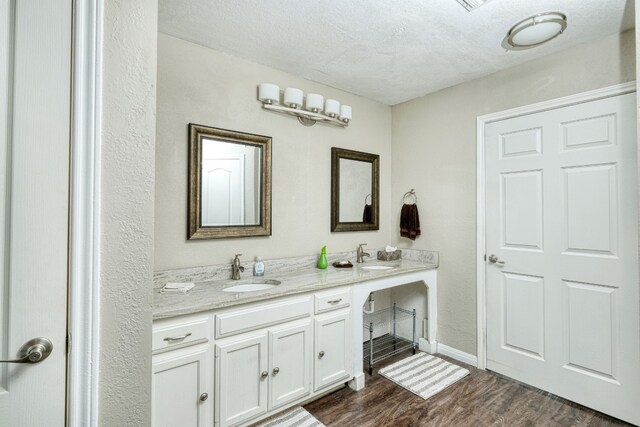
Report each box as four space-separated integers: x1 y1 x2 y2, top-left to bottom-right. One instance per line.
258 83 352 128
503 12 567 51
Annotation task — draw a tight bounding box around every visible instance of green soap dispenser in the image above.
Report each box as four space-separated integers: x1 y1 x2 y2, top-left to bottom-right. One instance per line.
317 246 328 269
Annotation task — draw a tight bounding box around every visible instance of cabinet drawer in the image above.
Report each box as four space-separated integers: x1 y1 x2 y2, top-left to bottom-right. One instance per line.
215 296 312 339
153 316 210 352
315 289 350 314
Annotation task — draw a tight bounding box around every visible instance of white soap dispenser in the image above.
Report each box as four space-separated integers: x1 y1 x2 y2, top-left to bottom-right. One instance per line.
253 256 265 277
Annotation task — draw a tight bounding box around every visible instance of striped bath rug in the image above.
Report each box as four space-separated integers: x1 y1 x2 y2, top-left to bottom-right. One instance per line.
379 352 470 400
251 406 325 427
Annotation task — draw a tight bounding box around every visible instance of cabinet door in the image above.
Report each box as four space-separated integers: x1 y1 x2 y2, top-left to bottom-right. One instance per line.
269 320 312 410
216 334 268 427
314 311 351 391
152 345 212 427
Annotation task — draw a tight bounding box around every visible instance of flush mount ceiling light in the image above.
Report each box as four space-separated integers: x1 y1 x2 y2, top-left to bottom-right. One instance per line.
258 83 351 128
503 12 568 51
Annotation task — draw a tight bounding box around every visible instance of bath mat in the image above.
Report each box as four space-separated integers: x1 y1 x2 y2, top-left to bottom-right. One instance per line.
251 406 325 427
379 352 470 400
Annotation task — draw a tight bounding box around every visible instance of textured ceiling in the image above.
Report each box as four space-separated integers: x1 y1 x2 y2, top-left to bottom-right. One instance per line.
158 0 634 105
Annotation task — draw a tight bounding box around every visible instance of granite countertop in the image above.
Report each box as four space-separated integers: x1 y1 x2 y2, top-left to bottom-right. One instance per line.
153 258 437 320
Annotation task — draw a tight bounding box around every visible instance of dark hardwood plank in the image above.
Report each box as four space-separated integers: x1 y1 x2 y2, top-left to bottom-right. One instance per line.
304 351 632 427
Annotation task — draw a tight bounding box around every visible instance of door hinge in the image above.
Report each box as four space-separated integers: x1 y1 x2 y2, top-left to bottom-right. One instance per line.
66 332 71 355
483 254 487 261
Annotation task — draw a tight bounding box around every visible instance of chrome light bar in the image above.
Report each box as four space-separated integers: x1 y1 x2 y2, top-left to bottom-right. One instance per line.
258 83 351 128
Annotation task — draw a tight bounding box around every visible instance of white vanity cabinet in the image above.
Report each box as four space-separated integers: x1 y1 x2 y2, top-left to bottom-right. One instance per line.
313 288 352 391
152 314 213 427
215 334 269 427
314 310 351 391
153 287 354 427
269 320 313 409
152 345 212 427
214 319 312 427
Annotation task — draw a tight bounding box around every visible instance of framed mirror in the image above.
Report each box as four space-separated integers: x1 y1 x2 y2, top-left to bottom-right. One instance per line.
188 124 272 239
331 147 379 232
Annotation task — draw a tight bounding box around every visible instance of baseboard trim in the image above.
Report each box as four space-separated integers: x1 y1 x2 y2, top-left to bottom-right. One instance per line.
418 337 437 353
437 343 478 368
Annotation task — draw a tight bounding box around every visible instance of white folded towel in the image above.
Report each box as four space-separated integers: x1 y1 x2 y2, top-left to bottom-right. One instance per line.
161 282 195 294
385 245 398 253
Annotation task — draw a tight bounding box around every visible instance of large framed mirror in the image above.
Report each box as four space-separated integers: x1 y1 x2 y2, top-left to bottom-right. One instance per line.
331 147 379 232
188 124 272 239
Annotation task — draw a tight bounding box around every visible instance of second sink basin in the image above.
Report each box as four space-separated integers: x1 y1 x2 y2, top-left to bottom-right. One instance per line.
222 280 281 293
361 265 394 270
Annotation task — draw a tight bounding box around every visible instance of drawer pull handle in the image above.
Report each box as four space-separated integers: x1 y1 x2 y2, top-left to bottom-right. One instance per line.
273 367 280 375
327 298 342 304
261 371 268 378
163 332 192 342
318 351 325 358
200 393 208 402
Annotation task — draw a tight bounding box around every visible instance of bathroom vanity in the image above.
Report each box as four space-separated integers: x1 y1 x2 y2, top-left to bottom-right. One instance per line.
152 251 437 427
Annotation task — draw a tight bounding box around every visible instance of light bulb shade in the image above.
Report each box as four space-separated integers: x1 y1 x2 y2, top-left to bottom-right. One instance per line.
306 93 324 112
258 83 280 104
284 87 303 107
339 105 352 121
325 99 340 116
512 21 562 46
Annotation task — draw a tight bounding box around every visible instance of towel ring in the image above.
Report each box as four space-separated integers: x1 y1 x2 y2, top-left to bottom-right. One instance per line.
403 189 417 204
365 193 372 205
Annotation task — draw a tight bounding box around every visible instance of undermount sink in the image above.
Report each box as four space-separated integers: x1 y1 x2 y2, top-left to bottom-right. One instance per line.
361 265 394 270
222 280 281 293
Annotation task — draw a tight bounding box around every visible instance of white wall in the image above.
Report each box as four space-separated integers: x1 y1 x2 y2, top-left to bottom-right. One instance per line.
99 1 157 425
155 33 392 270
391 30 636 355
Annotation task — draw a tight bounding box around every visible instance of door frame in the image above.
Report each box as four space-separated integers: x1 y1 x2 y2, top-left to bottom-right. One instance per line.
67 0 103 425
475 82 637 370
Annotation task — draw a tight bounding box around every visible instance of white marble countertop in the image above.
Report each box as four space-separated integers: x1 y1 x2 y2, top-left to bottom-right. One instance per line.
153 259 437 320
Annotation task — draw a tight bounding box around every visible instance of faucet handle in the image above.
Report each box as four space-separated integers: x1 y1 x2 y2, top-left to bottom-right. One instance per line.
234 253 242 260
358 243 367 248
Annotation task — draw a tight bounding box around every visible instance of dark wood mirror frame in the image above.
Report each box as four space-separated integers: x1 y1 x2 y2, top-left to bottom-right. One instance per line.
188 124 272 239
331 147 380 232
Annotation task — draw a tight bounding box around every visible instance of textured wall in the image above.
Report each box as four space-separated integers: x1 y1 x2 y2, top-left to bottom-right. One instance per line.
391 30 636 355
155 33 392 270
99 1 157 425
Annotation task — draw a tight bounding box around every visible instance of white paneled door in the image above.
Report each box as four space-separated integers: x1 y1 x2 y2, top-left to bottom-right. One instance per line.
0 0 71 424
485 92 639 425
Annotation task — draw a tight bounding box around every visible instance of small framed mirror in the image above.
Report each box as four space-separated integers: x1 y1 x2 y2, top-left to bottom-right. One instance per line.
331 147 379 232
188 124 272 239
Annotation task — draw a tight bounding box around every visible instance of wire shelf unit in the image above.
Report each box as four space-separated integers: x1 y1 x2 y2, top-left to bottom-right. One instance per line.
363 303 416 375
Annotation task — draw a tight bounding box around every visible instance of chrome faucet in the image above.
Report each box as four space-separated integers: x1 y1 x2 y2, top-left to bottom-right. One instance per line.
356 243 370 263
231 254 244 280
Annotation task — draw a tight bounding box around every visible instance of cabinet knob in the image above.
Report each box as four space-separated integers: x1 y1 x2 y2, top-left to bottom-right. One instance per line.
273 367 280 375
199 393 208 402
261 371 268 378
318 351 325 358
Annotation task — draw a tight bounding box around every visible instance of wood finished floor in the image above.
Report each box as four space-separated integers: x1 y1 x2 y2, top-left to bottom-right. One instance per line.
304 352 632 427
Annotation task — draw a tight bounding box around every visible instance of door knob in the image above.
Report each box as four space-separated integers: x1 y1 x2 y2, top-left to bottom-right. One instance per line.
318 351 325 358
260 371 268 378
487 254 505 265
272 367 280 375
199 393 208 402
0 337 53 364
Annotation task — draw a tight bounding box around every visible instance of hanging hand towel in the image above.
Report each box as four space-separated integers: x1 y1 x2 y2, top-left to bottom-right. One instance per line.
362 204 373 223
400 203 421 240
